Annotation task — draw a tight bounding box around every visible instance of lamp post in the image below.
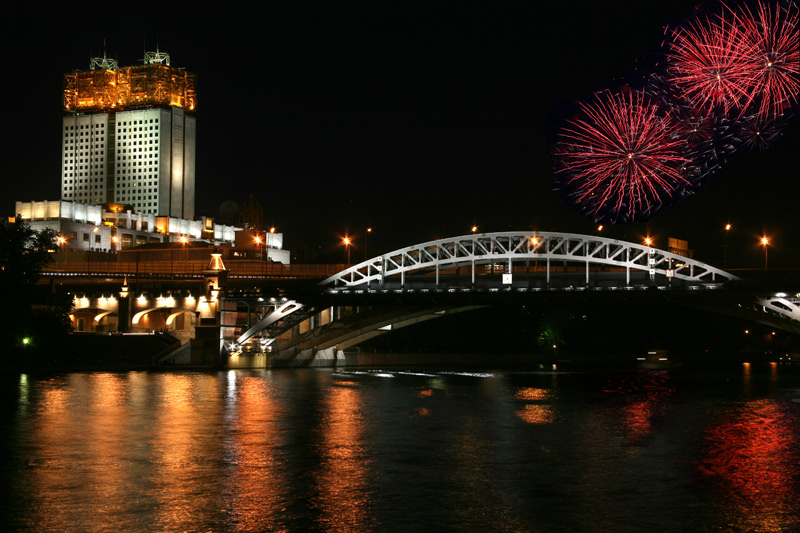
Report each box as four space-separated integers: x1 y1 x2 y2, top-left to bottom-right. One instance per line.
365 227 372 261
529 236 539 273
723 223 731 269
180 235 188 260
343 236 351 265
267 227 275 262
57 236 67 270
761 236 769 269
254 235 262 259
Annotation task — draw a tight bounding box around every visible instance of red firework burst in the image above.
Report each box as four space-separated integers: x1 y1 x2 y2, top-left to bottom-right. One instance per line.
734 0 800 118
552 89 691 223
666 9 758 114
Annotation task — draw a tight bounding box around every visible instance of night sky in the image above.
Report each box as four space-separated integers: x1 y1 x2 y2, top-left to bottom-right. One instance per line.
2 2 798 266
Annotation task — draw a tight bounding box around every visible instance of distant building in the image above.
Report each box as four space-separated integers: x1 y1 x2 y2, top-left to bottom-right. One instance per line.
13 50 291 264
15 200 291 264
61 51 196 219
16 200 235 252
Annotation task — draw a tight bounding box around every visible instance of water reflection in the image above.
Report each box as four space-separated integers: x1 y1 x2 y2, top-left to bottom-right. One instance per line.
84 374 128 526
700 398 800 531
314 379 375 531
606 371 674 446
151 374 225 530
224 374 287 531
28 376 80 531
5 366 800 531
514 387 557 424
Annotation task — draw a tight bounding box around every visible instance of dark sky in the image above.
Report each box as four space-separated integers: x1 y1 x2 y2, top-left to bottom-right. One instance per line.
2 2 798 267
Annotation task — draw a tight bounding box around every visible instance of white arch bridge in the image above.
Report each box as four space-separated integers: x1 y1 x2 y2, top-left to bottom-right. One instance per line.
228 231 800 366
321 231 739 290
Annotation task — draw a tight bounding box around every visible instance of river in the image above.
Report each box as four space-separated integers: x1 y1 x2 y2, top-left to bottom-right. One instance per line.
2 362 800 532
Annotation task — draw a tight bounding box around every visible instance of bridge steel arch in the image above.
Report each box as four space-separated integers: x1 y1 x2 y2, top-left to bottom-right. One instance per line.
321 231 740 290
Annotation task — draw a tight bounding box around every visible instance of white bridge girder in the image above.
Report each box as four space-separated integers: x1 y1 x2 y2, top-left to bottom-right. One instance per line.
321 231 740 289
757 295 800 324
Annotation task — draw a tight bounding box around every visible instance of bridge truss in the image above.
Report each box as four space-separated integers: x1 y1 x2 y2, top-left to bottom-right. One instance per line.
321 231 740 290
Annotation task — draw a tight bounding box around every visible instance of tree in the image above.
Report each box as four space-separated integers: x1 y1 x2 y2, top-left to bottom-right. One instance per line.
0 217 67 359
0 216 56 288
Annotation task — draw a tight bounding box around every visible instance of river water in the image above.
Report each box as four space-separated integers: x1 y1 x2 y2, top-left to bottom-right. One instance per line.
2 363 800 532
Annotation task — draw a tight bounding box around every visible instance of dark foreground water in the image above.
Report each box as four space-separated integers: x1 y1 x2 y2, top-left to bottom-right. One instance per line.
2 363 800 532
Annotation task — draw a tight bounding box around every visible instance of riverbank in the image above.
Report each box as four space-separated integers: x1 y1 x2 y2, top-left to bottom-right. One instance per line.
6 345 794 374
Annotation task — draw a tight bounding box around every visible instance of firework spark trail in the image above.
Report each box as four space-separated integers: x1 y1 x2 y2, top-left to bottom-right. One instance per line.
551 0 799 223
666 10 757 115
733 0 800 118
553 89 691 223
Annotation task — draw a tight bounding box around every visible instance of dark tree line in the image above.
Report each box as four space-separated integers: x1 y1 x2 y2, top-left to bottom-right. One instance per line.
0 217 72 362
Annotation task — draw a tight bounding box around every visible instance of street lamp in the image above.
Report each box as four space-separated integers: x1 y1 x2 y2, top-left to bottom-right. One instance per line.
179 236 189 267
268 227 276 261
723 223 732 268
254 235 262 259
57 236 68 268
343 236 351 264
471 225 478 234
365 227 372 261
761 236 769 269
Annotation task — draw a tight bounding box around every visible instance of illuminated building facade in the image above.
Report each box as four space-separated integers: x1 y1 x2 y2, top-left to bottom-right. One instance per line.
61 52 197 219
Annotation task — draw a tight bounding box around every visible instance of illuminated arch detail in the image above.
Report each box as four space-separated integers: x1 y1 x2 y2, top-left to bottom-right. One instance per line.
93 311 114 323
166 310 191 326
133 304 196 326
132 308 159 325
321 231 739 288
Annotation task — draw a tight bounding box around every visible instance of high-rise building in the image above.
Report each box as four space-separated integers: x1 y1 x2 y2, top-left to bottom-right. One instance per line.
60 51 197 219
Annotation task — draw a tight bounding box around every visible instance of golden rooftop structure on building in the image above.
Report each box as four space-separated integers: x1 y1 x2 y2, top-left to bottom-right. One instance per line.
63 51 197 112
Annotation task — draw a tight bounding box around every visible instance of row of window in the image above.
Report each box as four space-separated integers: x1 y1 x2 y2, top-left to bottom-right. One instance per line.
118 119 159 126
63 142 105 148
63 177 103 184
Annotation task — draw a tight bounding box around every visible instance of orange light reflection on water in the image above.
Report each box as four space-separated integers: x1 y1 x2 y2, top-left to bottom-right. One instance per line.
151 374 224 531
514 387 554 401
226 375 286 532
314 382 375 531
84 373 129 524
29 377 78 531
514 387 557 424
515 403 556 424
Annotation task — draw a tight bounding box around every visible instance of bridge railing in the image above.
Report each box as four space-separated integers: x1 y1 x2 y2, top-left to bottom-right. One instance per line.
42 260 344 279
321 231 740 289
